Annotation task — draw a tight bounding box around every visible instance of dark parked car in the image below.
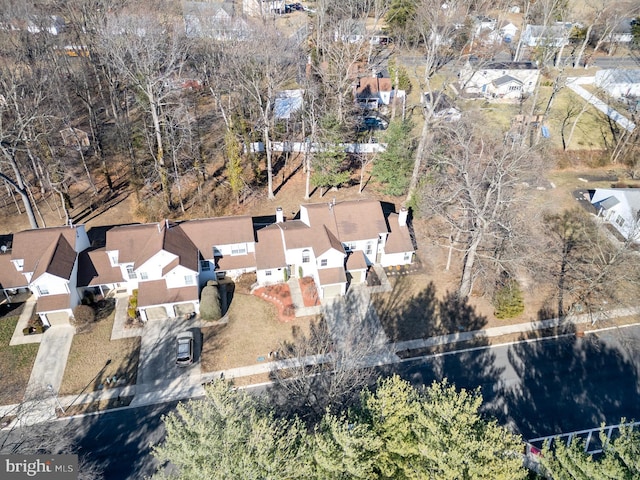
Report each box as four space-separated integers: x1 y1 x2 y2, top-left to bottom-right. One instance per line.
357 116 388 131
176 331 194 366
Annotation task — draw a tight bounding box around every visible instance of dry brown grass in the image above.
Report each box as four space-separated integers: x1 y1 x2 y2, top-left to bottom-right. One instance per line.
201 293 316 372
59 311 140 396
0 316 39 404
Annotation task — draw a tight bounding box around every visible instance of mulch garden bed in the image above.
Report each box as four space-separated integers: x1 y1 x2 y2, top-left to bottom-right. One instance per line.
253 283 295 321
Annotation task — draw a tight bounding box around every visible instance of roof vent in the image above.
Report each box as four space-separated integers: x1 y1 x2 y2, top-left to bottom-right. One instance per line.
276 207 284 223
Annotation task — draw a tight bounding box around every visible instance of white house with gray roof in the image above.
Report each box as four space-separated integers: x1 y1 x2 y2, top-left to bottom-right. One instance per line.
590 188 640 241
459 61 540 99
595 69 640 99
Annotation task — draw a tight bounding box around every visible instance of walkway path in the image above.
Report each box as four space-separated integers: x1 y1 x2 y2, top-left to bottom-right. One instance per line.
9 298 39 346
566 77 636 132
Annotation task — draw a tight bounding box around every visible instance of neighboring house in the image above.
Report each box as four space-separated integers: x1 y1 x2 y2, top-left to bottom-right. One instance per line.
354 77 396 109
601 18 635 44
0 226 90 327
255 200 415 298
459 61 540 99
594 69 640 99
590 188 640 241
422 91 461 122
486 22 519 44
26 15 65 35
521 23 571 47
183 1 248 41
474 15 497 36
274 89 304 120
243 0 285 16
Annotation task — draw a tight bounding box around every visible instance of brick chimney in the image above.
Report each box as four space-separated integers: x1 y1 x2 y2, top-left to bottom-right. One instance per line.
276 207 284 223
399 207 408 227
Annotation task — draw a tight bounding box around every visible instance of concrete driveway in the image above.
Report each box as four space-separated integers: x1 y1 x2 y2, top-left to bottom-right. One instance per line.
137 317 202 389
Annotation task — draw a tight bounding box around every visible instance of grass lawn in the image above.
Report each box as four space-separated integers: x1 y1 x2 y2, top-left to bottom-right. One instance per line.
60 310 140 396
0 317 39 404
201 293 316 372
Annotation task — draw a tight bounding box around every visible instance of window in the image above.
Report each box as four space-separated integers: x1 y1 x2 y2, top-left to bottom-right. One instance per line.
344 243 356 252
184 275 194 286
126 265 137 280
200 260 210 271
404 252 412 262
302 249 310 263
230 243 246 256
365 242 373 255
616 215 625 227
14 259 23 271
140 272 149 280
320 259 327 267
265 270 272 276
37 285 49 296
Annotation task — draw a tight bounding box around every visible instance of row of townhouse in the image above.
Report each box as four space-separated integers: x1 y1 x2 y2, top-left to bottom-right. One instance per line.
0 199 414 325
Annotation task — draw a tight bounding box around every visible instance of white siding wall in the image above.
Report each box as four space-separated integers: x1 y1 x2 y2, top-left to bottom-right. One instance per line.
31 272 69 297
136 251 176 280
342 238 379 264
316 249 345 269
380 251 414 267
285 246 316 278
165 265 198 289
257 268 286 285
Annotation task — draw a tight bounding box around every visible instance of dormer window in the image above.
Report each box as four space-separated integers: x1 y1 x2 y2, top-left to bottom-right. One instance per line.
38 285 49 296
302 249 310 263
230 243 246 256
108 251 118 266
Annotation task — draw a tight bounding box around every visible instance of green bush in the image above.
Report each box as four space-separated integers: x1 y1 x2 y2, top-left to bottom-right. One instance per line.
200 285 222 321
493 280 525 319
73 304 96 327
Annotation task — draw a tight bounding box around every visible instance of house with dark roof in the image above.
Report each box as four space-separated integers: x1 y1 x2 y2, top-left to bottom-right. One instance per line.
0 225 90 326
353 77 394 109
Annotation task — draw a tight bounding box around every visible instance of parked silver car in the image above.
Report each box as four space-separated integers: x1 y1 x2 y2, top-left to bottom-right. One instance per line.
176 331 194 366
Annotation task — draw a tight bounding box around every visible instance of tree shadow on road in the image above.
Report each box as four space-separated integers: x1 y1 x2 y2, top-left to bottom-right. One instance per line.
494 325 640 439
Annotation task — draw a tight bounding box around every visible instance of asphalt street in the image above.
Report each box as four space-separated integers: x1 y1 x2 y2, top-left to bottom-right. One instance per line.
6 327 638 479
396 326 640 439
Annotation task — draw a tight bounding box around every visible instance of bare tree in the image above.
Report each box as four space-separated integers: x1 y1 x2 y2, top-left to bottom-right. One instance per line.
542 208 640 322
97 7 188 209
420 119 544 298
269 291 391 422
221 27 300 200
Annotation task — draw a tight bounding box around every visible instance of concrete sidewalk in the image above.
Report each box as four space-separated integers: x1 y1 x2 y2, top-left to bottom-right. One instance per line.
566 77 636 132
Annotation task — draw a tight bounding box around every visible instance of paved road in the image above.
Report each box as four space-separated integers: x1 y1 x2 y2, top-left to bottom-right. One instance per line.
9 327 638 479
396 325 640 439
592 56 640 68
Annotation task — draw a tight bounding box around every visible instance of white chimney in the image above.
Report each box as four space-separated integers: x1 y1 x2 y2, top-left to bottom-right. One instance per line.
276 207 284 223
399 207 408 227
